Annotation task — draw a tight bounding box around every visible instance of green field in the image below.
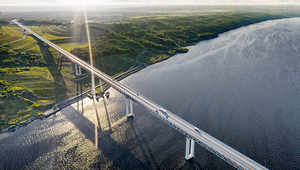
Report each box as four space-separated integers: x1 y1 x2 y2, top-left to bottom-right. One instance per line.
0 28 4 36
14 41 40 53
0 23 93 130
0 66 75 128
0 27 14 40
0 27 24 45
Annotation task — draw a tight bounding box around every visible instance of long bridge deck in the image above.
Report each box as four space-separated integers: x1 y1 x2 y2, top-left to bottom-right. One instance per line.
13 19 268 170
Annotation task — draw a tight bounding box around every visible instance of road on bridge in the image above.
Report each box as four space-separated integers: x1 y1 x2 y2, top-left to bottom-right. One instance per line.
13 19 268 170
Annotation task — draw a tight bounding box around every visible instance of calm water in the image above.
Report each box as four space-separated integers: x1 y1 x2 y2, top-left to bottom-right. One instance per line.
1 18 300 170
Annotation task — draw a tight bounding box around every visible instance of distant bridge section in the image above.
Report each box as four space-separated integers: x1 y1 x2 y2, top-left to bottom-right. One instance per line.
13 19 268 170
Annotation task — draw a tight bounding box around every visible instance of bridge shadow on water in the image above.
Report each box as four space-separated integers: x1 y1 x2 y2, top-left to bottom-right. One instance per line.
0 95 216 170
127 118 161 169
61 97 154 170
62 95 217 169
36 41 159 169
100 97 112 133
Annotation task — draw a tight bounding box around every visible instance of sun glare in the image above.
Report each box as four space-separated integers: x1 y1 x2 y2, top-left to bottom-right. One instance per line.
69 0 86 5
64 0 108 5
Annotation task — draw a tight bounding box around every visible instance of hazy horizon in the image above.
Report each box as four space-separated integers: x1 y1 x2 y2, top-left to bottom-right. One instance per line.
1 0 300 5
1 3 300 12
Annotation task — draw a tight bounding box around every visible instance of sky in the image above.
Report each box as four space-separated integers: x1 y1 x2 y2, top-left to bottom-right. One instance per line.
1 0 300 4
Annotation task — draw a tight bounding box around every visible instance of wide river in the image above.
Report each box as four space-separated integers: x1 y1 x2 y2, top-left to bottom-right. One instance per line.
1 18 300 170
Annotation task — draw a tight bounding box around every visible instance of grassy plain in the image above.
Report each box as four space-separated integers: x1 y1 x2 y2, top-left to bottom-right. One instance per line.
1 7 300 130
0 27 24 45
0 23 93 130
0 27 15 41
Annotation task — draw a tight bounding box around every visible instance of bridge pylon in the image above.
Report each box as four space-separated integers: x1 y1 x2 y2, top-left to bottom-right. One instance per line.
91 75 95 96
75 64 82 76
185 137 195 160
126 96 133 118
99 78 103 93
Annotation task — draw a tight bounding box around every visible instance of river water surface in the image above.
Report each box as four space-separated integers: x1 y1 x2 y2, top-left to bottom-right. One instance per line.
1 18 300 170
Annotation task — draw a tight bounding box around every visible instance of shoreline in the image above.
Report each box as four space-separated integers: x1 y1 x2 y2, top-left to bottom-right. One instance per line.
1 16 298 133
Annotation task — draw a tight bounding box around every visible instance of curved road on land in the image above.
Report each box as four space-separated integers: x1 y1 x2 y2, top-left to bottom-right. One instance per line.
0 27 15 41
13 19 267 170
2 34 26 46
0 28 7 37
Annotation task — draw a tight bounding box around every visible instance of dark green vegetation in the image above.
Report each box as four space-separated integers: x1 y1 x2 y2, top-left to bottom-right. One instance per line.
0 18 9 25
18 19 71 27
0 47 46 67
1 5 300 130
71 11 300 76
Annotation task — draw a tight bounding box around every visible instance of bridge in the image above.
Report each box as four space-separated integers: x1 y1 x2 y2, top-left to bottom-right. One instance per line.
13 19 268 170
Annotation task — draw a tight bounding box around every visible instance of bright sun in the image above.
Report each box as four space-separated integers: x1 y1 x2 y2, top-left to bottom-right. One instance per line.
64 0 108 5
68 0 86 5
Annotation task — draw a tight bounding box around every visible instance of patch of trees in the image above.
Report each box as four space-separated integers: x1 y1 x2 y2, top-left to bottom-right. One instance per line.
70 48 89 61
89 25 109 34
0 18 9 25
0 67 30 76
0 47 46 68
19 19 71 27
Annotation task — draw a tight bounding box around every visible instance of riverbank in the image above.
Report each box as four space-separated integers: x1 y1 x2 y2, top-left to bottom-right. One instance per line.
2 9 300 132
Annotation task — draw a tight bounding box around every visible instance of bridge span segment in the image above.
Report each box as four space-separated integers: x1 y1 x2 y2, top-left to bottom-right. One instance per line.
13 20 268 170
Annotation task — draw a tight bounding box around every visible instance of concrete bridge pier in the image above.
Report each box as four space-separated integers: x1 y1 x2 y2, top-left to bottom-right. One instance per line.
99 78 103 93
185 138 195 160
126 97 133 118
75 64 82 76
91 75 95 96
58 52 63 58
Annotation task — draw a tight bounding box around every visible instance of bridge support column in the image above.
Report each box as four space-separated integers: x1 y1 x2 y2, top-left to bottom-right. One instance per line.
78 65 81 75
91 75 95 96
126 97 133 118
75 64 82 76
99 78 103 93
185 138 195 160
58 53 63 58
